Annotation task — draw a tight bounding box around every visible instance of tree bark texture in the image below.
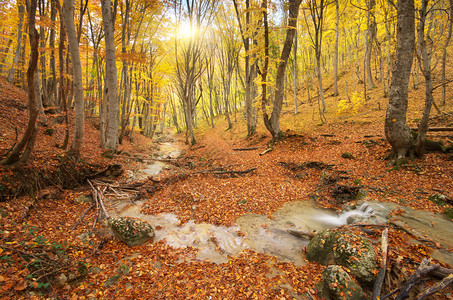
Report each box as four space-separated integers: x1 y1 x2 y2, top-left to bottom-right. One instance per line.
63 0 85 157
101 0 120 151
263 0 302 140
1 0 39 165
7 3 25 84
384 0 415 159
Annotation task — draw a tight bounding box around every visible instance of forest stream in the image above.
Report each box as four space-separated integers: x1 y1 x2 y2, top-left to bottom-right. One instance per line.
108 138 453 267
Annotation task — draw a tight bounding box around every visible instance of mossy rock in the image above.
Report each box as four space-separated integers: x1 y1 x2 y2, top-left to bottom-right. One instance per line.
428 193 448 207
306 228 377 283
109 217 155 247
322 265 365 300
443 207 453 220
342 152 355 159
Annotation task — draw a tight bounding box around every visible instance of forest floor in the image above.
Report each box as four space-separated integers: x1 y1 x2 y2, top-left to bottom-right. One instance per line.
1 74 453 299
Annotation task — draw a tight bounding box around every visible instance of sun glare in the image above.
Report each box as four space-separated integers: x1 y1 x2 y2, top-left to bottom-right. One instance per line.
177 22 196 38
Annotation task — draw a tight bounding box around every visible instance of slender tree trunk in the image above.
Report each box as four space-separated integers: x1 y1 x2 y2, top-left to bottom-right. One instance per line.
1 0 40 165
63 0 84 157
49 0 57 106
293 32 298 114
101 0 119 151
263 0 302 140
333 0 339 96
384 0 415 160
415 0 434 155
7 3 25 84
441 0 453 106
365 0 377 89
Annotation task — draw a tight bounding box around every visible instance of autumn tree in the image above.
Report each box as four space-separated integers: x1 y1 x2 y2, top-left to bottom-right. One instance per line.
303 0 327 119
1 0 40 165
101 0 120 151
384 0 415 161
217 4 241 130
262 0 302 140
6 1 25 84
63 0 85 157
174 0 216 145
233 0 259 136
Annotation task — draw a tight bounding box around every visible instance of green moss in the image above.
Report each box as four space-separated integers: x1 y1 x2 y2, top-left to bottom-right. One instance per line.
443 208 453 219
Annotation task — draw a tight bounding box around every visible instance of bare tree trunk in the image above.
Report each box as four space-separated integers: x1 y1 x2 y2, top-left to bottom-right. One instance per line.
441 0 453 106
1 0 40 165
365 0 377 89
7 3 25 84
293 32 298 114
48 0 57 106
233 0 257 136
101 0 119 151
384 0 415 160
63 0 84 157
0 37 13 74
263 0 302 140
333 0 339 96
415 0 434 156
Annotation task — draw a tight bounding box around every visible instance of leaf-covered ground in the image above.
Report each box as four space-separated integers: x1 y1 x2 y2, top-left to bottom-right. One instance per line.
1 75 453 299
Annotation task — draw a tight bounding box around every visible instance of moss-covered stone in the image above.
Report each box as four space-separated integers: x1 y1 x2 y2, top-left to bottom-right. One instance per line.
109 217 155 247
306 228 377 283
322 265 365 300
443 207 453 220
342 152 355 159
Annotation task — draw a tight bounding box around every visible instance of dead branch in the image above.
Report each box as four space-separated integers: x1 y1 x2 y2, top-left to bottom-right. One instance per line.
287 229 316 239
410 127 453 132
389 220 437 246
88 180 110 220
233 147 261 151
372 228 389 300
393 258 440 300
71 203 95 231
212 167 257 176
260 148 273 156
416 274 453 300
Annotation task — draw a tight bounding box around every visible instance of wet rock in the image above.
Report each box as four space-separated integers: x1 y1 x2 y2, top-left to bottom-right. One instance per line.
428 193 450 206
332 185 361 203
55 273 68 287
109 217 155 247
355 188 368 201
306 228 377 283
75 194 93 203
322 265 365 300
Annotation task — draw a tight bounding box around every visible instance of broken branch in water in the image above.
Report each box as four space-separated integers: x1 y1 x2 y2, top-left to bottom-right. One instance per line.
372 228 389 300
287 229 316 239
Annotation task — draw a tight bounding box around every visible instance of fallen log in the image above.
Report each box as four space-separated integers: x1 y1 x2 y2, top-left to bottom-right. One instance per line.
389 219 437 246
394 258 439 300
372 228 389 300
410 127 453 132
416 273 453 300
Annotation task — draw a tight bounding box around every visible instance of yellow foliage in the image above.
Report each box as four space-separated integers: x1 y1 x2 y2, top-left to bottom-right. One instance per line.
337 92 365 115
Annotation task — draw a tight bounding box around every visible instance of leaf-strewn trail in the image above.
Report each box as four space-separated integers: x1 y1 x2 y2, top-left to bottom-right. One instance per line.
1 75 453 299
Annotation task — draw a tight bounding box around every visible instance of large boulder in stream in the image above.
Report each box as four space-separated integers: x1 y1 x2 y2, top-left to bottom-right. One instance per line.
322 265 365 300
109 217 155 246
306 228 377 283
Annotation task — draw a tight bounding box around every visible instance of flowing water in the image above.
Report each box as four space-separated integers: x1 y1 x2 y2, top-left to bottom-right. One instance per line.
110 199 377 265
111 138 453 266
